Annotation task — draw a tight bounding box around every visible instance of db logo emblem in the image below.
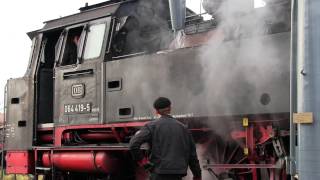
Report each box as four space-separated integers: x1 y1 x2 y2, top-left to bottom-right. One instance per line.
71 84 85 98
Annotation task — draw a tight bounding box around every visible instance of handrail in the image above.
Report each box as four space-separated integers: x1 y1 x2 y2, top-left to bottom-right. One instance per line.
0 83 8 179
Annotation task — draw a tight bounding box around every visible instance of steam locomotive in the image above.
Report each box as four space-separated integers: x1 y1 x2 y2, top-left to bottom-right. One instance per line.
2 0 291 179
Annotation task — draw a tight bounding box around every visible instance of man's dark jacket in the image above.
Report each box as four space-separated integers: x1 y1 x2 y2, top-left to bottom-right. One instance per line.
129 115 201 177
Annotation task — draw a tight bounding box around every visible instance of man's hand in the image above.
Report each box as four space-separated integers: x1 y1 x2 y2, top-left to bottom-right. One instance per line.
137 157 149 167
193 176 202 180
138 157 154 171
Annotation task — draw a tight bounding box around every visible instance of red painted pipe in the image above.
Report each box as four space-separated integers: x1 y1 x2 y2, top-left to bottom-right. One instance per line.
42 151 117 173
79 133 116 141
39 132 116 144
39 134 53 143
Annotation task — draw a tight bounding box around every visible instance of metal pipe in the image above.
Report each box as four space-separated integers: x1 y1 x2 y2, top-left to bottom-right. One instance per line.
296 0 320 179
168 0 186 32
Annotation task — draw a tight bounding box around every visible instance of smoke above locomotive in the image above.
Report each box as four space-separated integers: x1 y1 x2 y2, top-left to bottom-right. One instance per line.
107 0 290 122
199 0 290 116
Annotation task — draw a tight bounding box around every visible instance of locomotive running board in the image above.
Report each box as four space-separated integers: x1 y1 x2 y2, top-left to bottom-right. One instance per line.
33 143 149 151
203 159 284 169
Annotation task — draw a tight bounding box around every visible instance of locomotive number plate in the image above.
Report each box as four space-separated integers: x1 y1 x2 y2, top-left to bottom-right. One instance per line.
64 103 91 114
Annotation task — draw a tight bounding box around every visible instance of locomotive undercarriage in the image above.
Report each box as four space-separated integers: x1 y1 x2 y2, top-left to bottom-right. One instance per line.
199 117 289 180
31 113 289 180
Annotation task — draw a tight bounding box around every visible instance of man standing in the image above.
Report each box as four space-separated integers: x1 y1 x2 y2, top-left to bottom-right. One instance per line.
62 35 80 65
129 97 202 180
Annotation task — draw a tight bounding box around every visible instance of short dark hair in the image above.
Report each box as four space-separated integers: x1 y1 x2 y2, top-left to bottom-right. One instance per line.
153 97 171 110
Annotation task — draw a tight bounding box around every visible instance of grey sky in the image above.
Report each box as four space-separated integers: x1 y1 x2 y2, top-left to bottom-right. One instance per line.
0 0 105 111
0 0 264 111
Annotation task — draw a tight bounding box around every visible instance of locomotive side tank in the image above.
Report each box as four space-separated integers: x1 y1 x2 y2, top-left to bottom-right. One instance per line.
105 32 290 122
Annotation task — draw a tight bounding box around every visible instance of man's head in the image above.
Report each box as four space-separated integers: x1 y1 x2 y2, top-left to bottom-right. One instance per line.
153 97 171 115
73 35 80 45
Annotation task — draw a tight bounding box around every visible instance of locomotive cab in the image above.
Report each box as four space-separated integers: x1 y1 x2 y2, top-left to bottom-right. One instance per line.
52 0 173 126
54 18 111 125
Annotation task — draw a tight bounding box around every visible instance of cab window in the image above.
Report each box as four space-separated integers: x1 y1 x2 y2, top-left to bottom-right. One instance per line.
61 26 83 66
83 23 106 60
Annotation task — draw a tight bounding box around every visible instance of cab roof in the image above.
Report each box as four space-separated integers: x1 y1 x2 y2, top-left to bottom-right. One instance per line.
27 0 133 39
